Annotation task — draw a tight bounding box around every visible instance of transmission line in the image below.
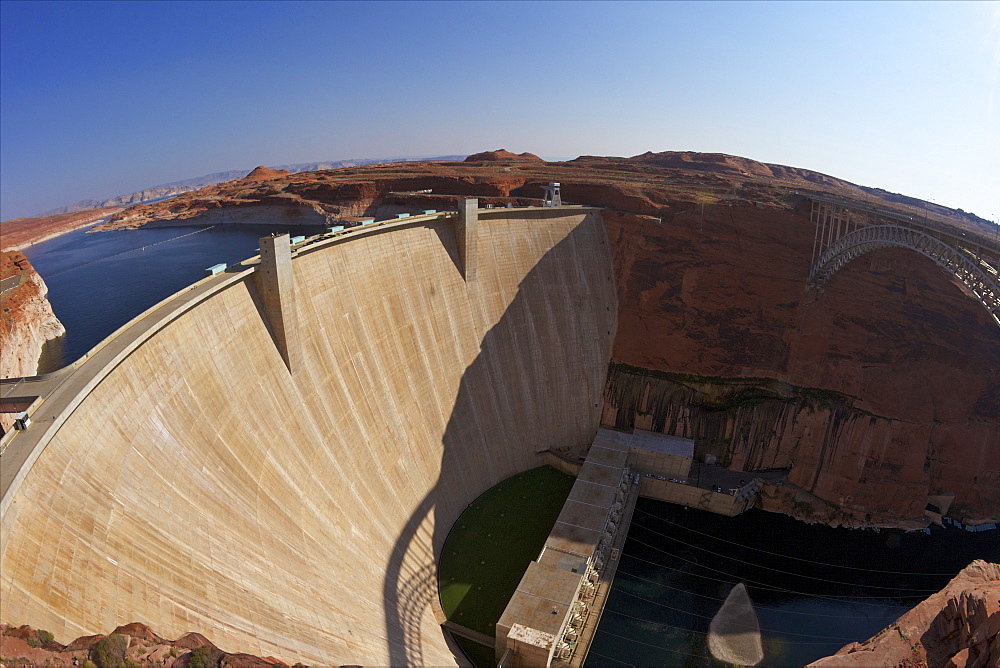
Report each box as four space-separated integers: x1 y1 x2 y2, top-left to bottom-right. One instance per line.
627 520 942 591
40 225 219 280
601 608 860 646
614 569 910 619
622 548 927 605
633 507 965 576
613 586 881 641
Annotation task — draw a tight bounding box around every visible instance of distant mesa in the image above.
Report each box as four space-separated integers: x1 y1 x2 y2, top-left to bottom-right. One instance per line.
82 148 993 243
566 150 853 190
0 207 123 251
625 150 779 176
18 156 469 221
463 149 544 163
811 560 1000 666
240 166 292 182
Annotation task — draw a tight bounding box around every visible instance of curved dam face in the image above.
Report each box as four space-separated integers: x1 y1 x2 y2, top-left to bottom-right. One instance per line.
0 208 617 665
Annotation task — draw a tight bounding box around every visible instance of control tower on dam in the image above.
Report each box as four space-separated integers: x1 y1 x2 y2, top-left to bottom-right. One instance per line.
0 204 618 666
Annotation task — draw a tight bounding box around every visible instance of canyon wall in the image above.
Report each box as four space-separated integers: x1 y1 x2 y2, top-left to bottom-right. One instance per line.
0 250 64 386
0 208 617 665
603 206 1000 524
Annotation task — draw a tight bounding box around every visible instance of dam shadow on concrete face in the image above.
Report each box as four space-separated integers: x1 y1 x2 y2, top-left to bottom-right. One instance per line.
431 225 464 278
382 214 615 666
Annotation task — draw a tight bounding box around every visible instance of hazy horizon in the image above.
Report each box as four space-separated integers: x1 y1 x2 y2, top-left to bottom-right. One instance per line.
2 1 998 222
6 148 992 224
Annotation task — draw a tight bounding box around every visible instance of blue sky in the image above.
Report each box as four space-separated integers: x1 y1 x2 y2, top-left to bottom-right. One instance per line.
1 1 998 221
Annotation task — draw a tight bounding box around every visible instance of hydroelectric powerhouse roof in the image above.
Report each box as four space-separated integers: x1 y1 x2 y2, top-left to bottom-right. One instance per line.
630 429 695 458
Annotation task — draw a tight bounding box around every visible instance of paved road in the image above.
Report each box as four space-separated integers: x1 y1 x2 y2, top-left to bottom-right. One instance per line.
0 274 23 295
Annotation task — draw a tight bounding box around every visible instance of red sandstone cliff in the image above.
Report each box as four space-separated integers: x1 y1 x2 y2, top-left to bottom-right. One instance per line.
0 250 65 387
0 206 123 250
71 151 1000 525
810 559 1000 667
601 204 1000 527
0 622 288 666
464 148 544 162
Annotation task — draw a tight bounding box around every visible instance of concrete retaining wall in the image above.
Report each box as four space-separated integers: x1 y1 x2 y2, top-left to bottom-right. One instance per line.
639 478 755 516
0 208 617 666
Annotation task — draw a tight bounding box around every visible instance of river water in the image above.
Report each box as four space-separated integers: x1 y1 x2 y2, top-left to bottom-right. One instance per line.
20 222 1000 665
586 500 999 667
23 222 326 371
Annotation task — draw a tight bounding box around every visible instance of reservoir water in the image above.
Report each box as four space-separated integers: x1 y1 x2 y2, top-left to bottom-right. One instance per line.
586 500 999 667
20 222 1000 665
23 222 326 370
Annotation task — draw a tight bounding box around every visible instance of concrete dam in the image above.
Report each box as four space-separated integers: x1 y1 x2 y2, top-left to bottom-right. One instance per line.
0 206 617 665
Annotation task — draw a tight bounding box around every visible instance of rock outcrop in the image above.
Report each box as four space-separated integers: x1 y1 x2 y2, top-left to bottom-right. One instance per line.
464 148 544 162
0 622 289 666
0 250 64 387
0 206 123 250
240 165 292 182
601 204 1000 526
810 560 1000 667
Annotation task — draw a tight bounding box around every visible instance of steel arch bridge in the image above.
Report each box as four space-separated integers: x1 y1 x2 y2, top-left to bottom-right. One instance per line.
806 196 1000 327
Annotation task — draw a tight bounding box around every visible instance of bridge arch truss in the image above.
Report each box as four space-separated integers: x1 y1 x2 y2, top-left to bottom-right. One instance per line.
807 197 1000 327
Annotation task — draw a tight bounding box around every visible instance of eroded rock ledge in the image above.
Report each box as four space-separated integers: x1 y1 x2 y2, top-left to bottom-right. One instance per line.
0 622 296 667
0 250 64 384
601 364 998 528
810 559 1000 667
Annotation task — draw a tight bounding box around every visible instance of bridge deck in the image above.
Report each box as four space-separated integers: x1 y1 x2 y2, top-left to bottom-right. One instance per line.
806 196 1000 327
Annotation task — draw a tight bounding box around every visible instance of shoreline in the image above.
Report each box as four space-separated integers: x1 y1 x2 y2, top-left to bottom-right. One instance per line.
754 479 1000 532
8 217 107 250
1 208 123 252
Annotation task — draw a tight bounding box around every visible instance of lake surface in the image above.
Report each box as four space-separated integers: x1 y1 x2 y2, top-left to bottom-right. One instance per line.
23 222 326 371
586 500 1000 667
